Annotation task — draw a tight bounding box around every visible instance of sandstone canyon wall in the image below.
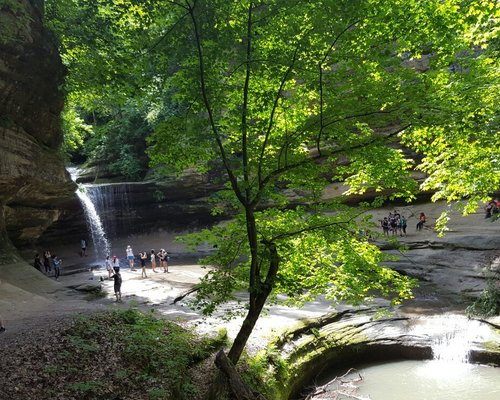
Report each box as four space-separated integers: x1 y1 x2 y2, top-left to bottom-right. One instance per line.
0 0 81 257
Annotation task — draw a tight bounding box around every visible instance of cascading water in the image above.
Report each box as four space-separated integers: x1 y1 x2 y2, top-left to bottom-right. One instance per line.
85 184 134 239
411 314 491 363
67 167 111 261
75 186 111 260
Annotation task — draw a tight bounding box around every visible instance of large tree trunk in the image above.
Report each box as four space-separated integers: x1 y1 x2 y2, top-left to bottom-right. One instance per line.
215 350 258 400
227 289 269 364
227 239 280 364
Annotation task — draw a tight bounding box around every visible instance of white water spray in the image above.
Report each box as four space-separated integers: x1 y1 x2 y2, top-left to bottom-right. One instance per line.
76 186 111 260
68 167 111 261
411 314 491 363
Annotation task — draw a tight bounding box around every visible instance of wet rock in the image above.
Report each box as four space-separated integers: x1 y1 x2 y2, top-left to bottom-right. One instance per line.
70 282 102 293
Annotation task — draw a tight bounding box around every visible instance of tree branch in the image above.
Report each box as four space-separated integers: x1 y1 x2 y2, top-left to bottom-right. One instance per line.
148 10 190 51
257 42 301 193
317 20 362 155
186 0 246 204
253 123 411 207
241 3 253 201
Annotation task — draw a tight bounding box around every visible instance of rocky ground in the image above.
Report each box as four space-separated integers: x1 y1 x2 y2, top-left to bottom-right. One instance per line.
2 200 499 338
0 201 499 398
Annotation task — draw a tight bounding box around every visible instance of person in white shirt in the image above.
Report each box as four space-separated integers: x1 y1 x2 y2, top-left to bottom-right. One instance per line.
126 245 135 270
150 249 158 273
105 255 113 278
112 255 120 271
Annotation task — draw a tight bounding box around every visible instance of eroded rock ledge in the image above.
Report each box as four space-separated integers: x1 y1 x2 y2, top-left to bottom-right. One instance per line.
264 309 500 400
0 0 78 251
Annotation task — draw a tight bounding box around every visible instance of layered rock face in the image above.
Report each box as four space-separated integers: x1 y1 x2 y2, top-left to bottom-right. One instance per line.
0 0 79 252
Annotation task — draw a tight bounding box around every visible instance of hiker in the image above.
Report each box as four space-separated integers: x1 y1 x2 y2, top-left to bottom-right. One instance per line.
381 217 390 236
33 253 43 272
43 250 51 274
51 255 62 281
159 249 169 273
158 249 166 272
80 239 87 257
111 255 120 271
485 200 497 218
105 255 113 278
140 252 148 278
111 267 122 302
416 212 426 231
399 215 407 236
150 249 158 273
126 245 135 270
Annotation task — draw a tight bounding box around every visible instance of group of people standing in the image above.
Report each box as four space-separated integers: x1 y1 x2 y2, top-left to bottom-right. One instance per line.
380 210 426 236
33 250 63 281
103 246 171 302
380 211 408 237
119 245 170 277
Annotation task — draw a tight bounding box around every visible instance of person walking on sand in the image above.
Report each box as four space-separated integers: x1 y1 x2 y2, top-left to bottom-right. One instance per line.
126 245 135 271
51 254 62 281
140 252 148 278
111 267 122 302
105 255 113 279
150 249 158 273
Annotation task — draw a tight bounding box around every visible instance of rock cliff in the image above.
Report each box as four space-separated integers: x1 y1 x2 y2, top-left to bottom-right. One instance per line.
0 0 79 253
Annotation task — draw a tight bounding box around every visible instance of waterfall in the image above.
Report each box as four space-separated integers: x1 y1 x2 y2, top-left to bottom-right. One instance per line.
411 315 491 363
76 186 111 261
67 167 111 261
85 184 134 239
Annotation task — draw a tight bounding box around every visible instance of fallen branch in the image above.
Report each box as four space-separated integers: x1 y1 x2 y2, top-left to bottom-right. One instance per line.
171 285 200 304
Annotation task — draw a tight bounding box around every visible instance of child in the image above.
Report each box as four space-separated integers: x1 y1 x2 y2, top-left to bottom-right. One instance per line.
111 267 122 302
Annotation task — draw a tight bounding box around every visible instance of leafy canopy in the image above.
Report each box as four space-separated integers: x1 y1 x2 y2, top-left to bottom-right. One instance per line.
45 0 499 362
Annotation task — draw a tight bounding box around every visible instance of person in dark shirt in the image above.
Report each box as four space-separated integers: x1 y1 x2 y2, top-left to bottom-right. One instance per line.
111 267 122 302
33 254 43 271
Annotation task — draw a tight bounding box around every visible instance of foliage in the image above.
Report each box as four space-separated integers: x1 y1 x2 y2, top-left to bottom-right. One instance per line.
43 0 499 366
60 105 94 161
466 280 500 318
241 345 290 399
0 309 229 400
62 309 225 399
45 0 160 177
82 101 151 179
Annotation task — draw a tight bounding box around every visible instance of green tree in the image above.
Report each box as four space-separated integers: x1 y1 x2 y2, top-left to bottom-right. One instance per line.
45 0 499 369
146 0 499 365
